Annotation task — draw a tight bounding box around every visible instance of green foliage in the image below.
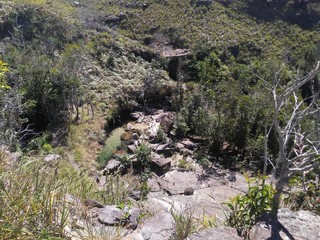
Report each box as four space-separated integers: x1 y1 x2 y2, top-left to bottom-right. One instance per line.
176 107 190 138
0 60 24 148
0 60 9 89
172 211 197 240
0 154 108 239
156 128 167 143
285 170 320 214
225 176 275 236
27 132 52 153
97 127 125 167
136 143 152 170
178 158 194 171
139 180 150 201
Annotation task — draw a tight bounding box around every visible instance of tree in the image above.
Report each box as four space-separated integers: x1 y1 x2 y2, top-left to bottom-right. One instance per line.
260 61 320 219
0 60 24 148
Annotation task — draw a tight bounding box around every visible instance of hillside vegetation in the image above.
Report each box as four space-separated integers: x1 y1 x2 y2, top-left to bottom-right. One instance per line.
0 0 319 239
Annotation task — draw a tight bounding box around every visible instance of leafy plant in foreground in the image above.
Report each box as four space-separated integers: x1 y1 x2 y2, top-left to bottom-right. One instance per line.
225 175 275 237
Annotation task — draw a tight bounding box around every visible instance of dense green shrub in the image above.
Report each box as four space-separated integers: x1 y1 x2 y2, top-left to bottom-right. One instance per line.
226 176 275 237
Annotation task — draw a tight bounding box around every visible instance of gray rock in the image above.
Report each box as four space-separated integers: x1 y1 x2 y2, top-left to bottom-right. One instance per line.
187 227 242 240
176 143 185 151
151 157 171 176
84 199 104 209
98 205 124 226
129 190 142 201
157 170 204 195
123 211 175 240
250 210 320 240
131 112 143 120
181 139 196 150
148 178 162 192
159 116 173 134
104 159 121 175
44 154 61 162
127 144 137 154
98 205 140 228
153 144 175 157
148 122 160 138
127 207 140 229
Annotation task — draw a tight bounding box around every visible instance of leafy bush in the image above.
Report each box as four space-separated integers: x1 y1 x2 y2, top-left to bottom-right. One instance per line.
225 176 275 237
27 132 52 153
0 60 23 148
136 143 152 171
285 173 320 214
156 128 167 143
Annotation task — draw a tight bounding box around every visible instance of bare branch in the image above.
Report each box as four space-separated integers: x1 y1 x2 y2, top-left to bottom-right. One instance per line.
282 61 320 99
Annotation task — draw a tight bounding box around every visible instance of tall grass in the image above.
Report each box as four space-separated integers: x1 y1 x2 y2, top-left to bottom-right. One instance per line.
0 149 91 238
0 145 142 239
97 127 125 167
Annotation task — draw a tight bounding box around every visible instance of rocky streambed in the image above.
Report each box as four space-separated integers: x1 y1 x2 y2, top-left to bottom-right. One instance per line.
64 109 320 240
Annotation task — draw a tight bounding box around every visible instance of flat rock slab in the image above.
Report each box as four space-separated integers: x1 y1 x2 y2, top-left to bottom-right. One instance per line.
251 210 320 240
145 173 245 224
157 170 210 195
145 185 242 225
187 227 242 240
123 211 175 240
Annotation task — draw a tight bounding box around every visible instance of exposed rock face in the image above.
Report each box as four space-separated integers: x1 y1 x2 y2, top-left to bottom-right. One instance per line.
250 209 320 240
123 211 175 240
187 227 242 240
98 205 140 228
157 170 206 195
